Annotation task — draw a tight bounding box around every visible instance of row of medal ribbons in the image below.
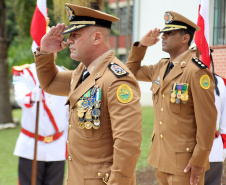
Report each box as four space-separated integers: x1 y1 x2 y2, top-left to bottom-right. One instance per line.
170 82 189 104
77 85 102 129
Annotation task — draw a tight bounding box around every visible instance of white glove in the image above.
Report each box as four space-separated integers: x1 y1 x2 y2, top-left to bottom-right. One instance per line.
31 86 43 102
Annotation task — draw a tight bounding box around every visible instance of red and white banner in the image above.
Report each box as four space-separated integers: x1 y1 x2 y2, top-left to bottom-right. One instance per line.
30 0 47 53
195 0 211 68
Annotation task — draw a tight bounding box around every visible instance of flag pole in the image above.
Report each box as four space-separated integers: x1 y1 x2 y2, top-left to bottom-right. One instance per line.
31 101 40 185
30 1 47 184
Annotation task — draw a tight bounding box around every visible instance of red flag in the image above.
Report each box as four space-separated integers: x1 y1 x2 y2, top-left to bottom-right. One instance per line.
30 0 47 53
195 0 211 68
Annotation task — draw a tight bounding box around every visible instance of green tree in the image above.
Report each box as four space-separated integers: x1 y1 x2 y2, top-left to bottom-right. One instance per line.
8 0 107 73
53 0 104 23
8 0 81 74
0 0 13 123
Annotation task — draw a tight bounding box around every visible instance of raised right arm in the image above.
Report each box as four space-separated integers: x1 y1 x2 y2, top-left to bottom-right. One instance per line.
126 28 160 82
35 52 72 96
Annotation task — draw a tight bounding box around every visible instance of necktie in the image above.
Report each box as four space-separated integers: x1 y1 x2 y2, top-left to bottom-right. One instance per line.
163 62 174 79
82 69 90 81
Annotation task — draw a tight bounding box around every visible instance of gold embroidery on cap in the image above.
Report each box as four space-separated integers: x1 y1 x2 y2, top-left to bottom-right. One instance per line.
70 21 96 25
66 25 86 32
164 24 187 29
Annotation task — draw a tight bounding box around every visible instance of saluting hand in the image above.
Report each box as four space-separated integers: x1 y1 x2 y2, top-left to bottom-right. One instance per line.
40 23 68 53
184 163 203 185
138 28 161 47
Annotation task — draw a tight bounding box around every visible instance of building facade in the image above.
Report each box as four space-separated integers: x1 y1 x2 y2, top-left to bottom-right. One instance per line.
211 0 226 78
108 0 133 63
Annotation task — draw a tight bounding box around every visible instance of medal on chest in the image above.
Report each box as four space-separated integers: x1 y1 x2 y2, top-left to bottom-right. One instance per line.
170 83 177 103
77 85 102 129
170 82 189 104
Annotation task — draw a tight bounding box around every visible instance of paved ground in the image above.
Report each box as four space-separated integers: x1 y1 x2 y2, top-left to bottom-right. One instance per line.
136 161 226 185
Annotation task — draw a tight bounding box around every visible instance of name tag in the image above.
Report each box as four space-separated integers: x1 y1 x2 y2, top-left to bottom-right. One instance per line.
154 80 160 85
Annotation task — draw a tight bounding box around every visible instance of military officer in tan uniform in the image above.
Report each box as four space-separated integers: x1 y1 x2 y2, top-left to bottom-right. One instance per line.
34 4 142 185
127 11 217 185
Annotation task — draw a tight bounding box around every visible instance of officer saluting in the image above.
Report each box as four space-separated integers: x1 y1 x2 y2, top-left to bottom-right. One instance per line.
127 11 217 185
34 4 142 185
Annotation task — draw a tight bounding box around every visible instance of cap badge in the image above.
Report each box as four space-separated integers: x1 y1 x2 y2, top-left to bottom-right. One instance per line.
165 12 174 24
65 5 75 21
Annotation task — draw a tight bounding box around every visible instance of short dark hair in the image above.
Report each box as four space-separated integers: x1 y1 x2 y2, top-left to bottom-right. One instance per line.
179 29 193 46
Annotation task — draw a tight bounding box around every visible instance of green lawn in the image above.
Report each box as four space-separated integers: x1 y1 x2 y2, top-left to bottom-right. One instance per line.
0 107 154 184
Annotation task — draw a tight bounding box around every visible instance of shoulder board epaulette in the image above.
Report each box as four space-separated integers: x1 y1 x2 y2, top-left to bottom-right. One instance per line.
12 64 30 76
192 58 208 69
108 62 128 78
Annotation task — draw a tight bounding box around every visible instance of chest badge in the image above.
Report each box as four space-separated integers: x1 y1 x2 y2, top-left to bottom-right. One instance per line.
154 76 161 85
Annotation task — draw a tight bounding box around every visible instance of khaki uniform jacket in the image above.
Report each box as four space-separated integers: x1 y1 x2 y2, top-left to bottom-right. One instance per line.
126 43 217 176
35 51 142 185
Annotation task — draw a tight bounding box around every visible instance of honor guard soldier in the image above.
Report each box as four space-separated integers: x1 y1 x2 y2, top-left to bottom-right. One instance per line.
34 4 142 185
204 74 226 185
127 11 217 185
12 62 69 185
190 44 226 185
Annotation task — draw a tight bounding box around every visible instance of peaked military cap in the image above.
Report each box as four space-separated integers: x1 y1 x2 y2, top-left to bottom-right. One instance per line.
62 4 119 34
160 11 200 34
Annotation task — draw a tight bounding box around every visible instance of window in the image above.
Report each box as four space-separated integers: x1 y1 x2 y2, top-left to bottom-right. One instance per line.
109 5 133 36
213 0 226 45
119 6 133 35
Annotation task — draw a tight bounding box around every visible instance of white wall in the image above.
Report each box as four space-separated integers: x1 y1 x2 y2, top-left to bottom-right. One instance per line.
133 0 200 106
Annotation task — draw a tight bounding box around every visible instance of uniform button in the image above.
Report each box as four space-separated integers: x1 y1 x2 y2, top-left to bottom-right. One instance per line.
71 108 74 112
69 124 72 129
161 108 164 112
68 156 72 161
67 141 69 145
186 148 190 151
162 94 165 98
160 134 163 139
160 121 162 125
98 172 101 176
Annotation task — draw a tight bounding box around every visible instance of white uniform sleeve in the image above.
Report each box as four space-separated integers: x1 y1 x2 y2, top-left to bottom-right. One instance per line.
220 83 226 160
13 70 35 108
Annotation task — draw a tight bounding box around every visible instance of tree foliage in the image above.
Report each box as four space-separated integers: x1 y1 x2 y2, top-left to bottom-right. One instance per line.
0 0 13 123
7 0 112 76
53 0 104 23
7 0 78 76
